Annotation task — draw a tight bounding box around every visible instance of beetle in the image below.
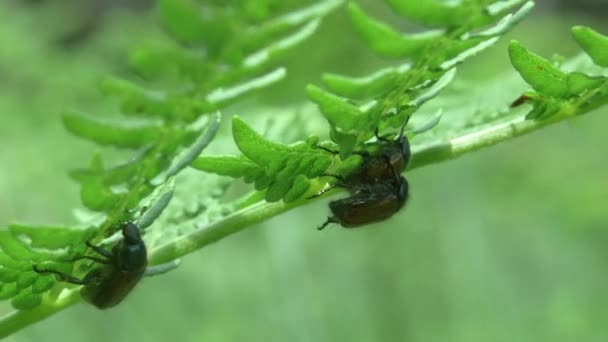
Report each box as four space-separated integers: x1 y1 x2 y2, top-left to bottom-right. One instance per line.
33 222 147 309
346 127 411 184
316 126 411 186
312 125 411 195
316 155 409 230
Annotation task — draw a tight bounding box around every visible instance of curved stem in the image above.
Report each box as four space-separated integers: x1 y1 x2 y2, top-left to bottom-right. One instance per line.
149 103 592 265
0 290 80 338
149 197 307 264
0 98 602 337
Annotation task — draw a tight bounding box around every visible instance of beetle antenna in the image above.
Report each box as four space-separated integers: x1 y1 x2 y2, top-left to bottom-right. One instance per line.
318 217 338 230
374 127 390 142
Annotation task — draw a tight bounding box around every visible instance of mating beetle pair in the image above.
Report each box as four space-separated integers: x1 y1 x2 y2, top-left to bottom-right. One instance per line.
313 126 411 230
33 222 147 309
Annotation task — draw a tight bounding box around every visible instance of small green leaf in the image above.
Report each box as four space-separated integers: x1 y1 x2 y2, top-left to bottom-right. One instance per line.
0 267 19 282
265 179 291 202
100 77 214 123
283 175 311 203
70 156 141 186
408 68 457 107
166 112 222 178
9 225 87 250
438 37 499 70
158 0 229 49
192 156 264 179
0 252 28 270
130 43 210 81
241 0 342 56
206 68 286 106
233 118 287 165
474 1 534 37
11 291 43 310
62 112 165 149
334 155 363 176
525 98 563 120
229 117 333 202
0 283 18 300
233 117 332 175
158 0 203 42
0 232 43 262
567 72 605 95
572 26 608 67
31 276 56 294
16 272 37 290
79 179 126 212
349 2 439 59
243 19 321 68
138 186 175 230
34 261 73 276
384 0 471 28
306 85 366 131
509 40 569 98
329 126 359 156
322 64 410 99
485 0 527 16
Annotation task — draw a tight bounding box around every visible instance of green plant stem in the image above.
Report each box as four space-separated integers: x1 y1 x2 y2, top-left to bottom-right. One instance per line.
0 100 602 338
149 103 595 264
0 290 80 338
149 199 306 264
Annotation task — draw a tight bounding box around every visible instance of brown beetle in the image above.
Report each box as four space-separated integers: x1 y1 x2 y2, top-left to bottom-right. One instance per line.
316 127 410 186
33 222 147 309
318 176 408 230
346 128 410 184
315 154 409 230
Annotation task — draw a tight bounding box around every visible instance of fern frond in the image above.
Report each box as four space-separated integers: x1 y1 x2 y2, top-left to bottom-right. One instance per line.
509 26 608 120
0 0 340 324
194 0 534 202
309 0 534 152
193 116 341 202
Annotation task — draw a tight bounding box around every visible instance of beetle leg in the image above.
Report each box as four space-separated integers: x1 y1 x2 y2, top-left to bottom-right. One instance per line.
85 241 113 259
315 144 339 155
398 115 412 137
374 128 391 142
32 265 88 285
318 217 339 230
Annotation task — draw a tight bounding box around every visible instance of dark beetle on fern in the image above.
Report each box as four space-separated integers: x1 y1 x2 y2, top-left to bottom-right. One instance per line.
318 156 409 230
316 126 411 186
312 126 411 229
347 127 411 185
33 222 147 309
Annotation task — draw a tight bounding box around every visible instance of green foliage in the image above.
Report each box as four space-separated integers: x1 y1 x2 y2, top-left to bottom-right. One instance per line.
193 117 336 203
509 26 608 120
193 0 533 201
0 0 339 314
0 225 89 311
5 0 608 338
308 0 534 153
572 26 608 67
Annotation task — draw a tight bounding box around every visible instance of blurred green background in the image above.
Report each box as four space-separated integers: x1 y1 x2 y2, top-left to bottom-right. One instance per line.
1 1 608 341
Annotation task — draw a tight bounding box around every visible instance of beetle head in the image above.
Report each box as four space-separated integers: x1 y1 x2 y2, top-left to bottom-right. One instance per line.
121 222 142 244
